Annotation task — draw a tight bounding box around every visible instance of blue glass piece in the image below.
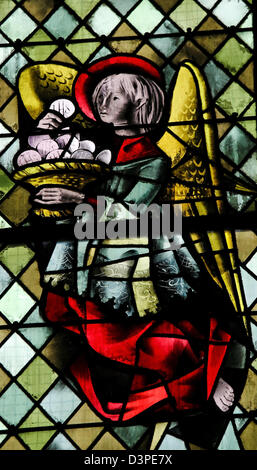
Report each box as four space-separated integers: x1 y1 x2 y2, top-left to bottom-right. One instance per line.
89 46 112 63
158 434 187 450
0 332 34 375
163 64 175 91
218 422 240 450
0 383 33 425
234 417 248 431
44 6 79 39
0 263 12 295
40 380 81 423
0 52 28 85
20 307 54 349
250 321 257 351
47 433 76 450
77 269 89 297
46 241 75 272
88 4 120 36
113 425 148 448
240 267 257 307
0 138 19 173
204 60 230 98
197 0 217 8
89 279 136 317
212 0 249 27
220 126 256 165
0 46 13 65
108 0 139 15
226 192 253 212
150 20 184 58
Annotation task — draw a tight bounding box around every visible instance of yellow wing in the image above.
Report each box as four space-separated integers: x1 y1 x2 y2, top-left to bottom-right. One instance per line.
18 62 92 129
157 61 248 321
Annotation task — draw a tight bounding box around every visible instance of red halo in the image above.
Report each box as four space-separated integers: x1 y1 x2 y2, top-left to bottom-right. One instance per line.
74 55 163 121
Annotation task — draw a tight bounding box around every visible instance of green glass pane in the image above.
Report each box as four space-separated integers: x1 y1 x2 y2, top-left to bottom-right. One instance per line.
216 82 252 115
240 102 256 138
0 216 10 229
18 356 58 400
66 27 100 62
20 407 54 429
0 52 28 85
1 8 37 41
44 6 79 39
0 282 35 322
27 29 52 43
0 169 14 200
65 0 101 19
22 44 57 61
0 332 34 375
127 0 163 34
0 0 16 23
169 0 206 31
0 383 33 425
0 244 34 276
19 430 55 450
215 37 252 75
212 0 249 27
88 4 120 36
237 31 254 50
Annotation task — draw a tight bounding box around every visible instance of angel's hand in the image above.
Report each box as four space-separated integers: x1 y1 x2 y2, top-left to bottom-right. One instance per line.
37 112 64 130
34 187 85 205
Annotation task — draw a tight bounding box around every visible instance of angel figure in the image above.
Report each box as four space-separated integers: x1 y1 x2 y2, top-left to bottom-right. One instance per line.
14 55 249 448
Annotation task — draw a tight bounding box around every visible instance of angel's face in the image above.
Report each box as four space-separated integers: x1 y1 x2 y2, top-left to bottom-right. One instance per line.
95 79 135 128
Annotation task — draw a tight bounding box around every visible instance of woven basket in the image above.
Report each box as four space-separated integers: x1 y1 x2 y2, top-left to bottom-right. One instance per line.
13 160 108 218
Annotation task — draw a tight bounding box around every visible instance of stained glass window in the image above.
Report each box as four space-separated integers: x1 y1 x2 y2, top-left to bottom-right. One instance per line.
0 0 256 459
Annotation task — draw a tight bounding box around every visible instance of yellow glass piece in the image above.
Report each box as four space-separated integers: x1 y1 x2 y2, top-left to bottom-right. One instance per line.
86 248 96 267
240 422 257 450
132 280 159 316
18 63 78 120
133 256 150 278
66 427 104 450
92 260 134 278
102 237 148 245
239 369 257 412
92 432 125 451
207 231 224 251
0 437 25 450
67 403 102 425
150 422 169 450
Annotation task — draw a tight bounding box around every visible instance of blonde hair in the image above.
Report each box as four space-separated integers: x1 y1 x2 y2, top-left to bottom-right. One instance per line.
92 73 165 133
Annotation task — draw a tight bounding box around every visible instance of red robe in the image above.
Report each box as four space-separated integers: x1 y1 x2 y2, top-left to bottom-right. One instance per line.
43 135 231 421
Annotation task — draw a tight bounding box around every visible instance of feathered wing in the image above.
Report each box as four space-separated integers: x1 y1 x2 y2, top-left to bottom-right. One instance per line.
18 62 92 129
157 61 249 320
